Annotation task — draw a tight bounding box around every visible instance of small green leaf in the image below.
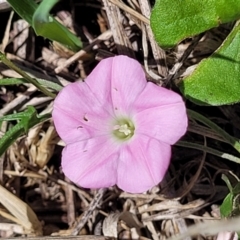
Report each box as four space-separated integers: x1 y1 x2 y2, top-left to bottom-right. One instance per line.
20 106 37 132
179 21 240 106
220 193 234 217
220 175 240 218
233 182 240 195
150 0 240 48
0 106 50 156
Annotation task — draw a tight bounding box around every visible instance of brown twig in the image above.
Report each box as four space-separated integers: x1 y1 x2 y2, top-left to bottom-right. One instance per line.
71 188 107 236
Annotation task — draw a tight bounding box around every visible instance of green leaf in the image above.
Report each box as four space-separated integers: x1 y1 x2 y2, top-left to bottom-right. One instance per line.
7 0 35 24
32 0 82 52
150 0 240 48
20 106 38 132
7 0 82 52
0 78 27 85
0 52 56 97
188 110 240 153
220 193 234 217
222 174 233 193
179 21 240 106
220 175 240 218
0 78 63 91
233 182 240 195
0 110 33 122
0 106 51 157
176 141 240 164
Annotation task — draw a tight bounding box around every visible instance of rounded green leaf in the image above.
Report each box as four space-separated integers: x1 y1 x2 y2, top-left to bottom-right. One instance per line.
179 21 240 106
150 0 240 48
220 193 233 217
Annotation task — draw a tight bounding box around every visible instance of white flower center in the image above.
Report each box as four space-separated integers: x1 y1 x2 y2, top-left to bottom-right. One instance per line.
114 124 132 136
112 118 135 141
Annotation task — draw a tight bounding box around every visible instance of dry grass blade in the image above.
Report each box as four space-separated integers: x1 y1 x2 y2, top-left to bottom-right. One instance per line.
71 188 106 235
138 0 167 77
166 34 203 85
102 211 143 238
0 184 42 235
102 0 135 57
167 216 240 240
3 236 107 240
139 199 205 214
54 30 112 74
1 10 14 52
109 0 149 24
0 222 24 235
27 124 58 168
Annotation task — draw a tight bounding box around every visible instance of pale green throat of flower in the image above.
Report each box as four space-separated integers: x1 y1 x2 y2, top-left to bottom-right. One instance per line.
113 118 135 141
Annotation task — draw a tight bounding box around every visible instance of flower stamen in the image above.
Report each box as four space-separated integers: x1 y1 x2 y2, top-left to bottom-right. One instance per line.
112 118 135 141
114 124 132 136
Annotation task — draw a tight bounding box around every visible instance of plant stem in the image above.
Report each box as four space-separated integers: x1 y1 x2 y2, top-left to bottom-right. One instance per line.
0 52 56 98
187 109 240 154
177 140 240 164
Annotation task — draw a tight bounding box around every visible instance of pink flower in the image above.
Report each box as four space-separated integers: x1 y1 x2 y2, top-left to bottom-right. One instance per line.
52 55 187 193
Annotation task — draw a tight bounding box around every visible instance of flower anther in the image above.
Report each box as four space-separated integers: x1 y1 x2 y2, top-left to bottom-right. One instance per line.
113 118 135 140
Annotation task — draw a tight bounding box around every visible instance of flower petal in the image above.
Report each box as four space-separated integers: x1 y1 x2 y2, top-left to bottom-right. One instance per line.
133 83 188 145
117 135 171 193
85 56 147 115
52 82 112 144
62 136 120 189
